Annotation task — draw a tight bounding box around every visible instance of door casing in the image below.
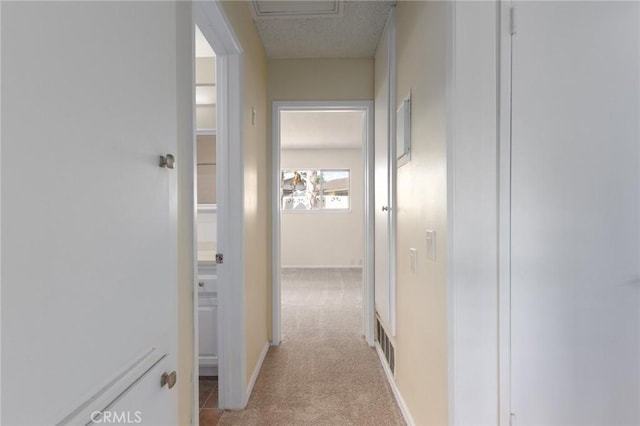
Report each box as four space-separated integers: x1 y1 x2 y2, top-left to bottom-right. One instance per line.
271 100 375 347
374 8 398 337
498 1 513 424
192 0 247 416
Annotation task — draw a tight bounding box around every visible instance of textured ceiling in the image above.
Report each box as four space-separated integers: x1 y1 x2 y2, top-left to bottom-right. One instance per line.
281 110 365 149
252 1 394 58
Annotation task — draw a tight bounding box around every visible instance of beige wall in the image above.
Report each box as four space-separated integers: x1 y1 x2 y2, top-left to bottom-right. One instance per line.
394 1 450 424
220 0 271 387
268 57 373 268
281 148 364 267
177 2 195 424
269 58 373 101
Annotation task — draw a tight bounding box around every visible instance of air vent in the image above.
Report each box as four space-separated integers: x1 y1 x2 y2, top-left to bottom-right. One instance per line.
375 317 395 374
250 0 344 19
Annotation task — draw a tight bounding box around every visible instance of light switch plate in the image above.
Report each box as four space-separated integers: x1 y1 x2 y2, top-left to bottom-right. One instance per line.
426 230 436 261
410 248 417 273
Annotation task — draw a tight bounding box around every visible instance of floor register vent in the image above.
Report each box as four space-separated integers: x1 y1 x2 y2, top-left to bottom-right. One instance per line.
375 317 395 374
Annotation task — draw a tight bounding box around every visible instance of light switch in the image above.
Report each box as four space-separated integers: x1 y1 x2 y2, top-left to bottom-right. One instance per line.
409 248 417 273
426 230 436 261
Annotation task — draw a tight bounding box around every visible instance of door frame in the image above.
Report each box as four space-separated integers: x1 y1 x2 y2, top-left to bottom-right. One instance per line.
192 0 247 416
271 100 376 347
377 7 398 337
498 0 513 423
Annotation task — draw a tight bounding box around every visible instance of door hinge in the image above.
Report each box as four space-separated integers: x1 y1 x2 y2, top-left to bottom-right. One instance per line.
215 253 224 264
510 7 516 35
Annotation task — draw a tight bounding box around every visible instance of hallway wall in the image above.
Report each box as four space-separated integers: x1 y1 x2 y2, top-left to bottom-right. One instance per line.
177 2 194 424
280 148 364 268
394 2 451 424
220 0 270 390
268 58 373 101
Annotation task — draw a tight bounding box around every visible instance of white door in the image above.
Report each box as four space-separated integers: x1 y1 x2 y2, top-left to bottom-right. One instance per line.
510 2 640 424
374 11 396 335
2 2 182 424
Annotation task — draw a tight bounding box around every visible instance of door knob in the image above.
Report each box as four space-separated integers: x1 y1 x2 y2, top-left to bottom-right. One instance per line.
161 371 177 389
159 154 175 169
199 282 204 287
382 206 389 211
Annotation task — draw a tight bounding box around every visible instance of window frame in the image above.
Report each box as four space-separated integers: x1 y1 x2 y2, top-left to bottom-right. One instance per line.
280 168 352 213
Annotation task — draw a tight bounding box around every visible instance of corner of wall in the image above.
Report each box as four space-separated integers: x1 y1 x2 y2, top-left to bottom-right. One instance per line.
220 0 272 391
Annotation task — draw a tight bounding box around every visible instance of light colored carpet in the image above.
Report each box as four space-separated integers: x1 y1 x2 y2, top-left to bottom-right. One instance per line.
218 268 405 426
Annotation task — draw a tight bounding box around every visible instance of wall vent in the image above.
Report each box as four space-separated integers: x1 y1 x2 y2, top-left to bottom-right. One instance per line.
375 317 395 374
250 0 344 20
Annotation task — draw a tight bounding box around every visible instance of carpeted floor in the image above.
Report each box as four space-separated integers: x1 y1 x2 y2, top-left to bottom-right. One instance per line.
218 268 405 426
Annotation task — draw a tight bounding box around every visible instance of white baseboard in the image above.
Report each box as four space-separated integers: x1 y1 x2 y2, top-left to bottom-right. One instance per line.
375 343 415 426
245 341 269 405
281 265 363 269
199 366 218 377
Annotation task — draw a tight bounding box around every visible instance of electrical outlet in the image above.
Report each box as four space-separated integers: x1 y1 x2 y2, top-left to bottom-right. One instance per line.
426 230 436 261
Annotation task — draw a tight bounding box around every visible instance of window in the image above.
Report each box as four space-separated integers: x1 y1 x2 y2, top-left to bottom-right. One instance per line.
281 169 350 211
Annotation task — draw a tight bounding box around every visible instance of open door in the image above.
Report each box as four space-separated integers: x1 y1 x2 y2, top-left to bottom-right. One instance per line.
2 2 185 424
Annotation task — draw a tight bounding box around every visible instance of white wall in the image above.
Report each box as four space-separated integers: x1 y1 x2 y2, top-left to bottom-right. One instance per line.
195 57 216 130
448 2 499 424
281 148 363 268
197 210 217 261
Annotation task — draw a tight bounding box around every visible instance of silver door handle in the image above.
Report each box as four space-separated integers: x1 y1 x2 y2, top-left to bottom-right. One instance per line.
161 371 177 389
159 154 175 169
382 206 389 211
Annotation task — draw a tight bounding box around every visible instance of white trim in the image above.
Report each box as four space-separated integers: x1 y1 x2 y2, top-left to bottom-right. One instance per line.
193 0 247 415
271 101 375 347
281 265 363 270
244 342 269 405
180 10 199 426
374 343 415 426
363 95 376 347
197 204 217 213
281 209 351 215
385 7 398 337
445 0 457 423
196 129 217 136
0 0 3 421
199 366 218 377
271 104 282 345
498 1 513 424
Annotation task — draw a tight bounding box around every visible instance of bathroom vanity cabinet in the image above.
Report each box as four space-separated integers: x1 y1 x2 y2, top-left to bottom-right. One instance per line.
198 263 218 376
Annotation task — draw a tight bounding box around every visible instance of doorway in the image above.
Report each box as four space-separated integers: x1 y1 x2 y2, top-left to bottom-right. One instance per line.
271 101 375 347
193 24 219 423
191 1 246 422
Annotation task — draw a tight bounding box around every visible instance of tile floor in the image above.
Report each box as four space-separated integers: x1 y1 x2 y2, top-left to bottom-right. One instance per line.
198 376 219 425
